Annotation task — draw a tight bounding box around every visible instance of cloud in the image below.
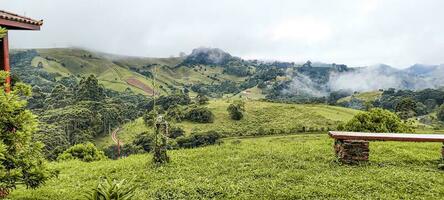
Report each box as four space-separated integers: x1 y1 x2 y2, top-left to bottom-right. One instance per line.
2 0 444 68
270 17 331 43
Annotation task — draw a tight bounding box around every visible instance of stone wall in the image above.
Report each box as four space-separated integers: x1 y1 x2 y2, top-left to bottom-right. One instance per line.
334 139 369 164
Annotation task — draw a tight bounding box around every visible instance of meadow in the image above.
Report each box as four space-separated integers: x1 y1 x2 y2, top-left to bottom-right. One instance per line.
11 134 444 199
96 100 360 147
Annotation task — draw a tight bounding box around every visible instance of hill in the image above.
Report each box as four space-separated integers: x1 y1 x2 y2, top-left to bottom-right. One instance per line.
11 134 444 199
12 48 444 103
96 99 360 148
14 48 247 96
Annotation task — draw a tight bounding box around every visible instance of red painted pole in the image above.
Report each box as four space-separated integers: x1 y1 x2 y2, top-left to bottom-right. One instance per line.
2 32 10 93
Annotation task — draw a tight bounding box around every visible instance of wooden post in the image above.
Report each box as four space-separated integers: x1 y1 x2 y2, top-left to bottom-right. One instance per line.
1 31 10 92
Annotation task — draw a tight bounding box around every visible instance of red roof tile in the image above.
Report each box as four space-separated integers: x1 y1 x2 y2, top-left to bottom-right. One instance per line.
0 10 43 27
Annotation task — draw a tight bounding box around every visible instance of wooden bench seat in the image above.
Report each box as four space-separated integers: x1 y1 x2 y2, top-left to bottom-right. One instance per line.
328 131 444 164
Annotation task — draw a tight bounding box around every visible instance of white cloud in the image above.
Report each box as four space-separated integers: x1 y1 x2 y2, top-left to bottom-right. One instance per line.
1 0 444 68
270 17 331 43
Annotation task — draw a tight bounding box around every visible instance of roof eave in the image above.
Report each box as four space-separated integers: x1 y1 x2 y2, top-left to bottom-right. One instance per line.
0 18 41 30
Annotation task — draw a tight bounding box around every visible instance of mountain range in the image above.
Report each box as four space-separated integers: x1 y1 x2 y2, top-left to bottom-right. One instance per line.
9 47 444 101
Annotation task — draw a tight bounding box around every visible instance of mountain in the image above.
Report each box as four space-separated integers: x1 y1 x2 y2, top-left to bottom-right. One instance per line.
9 47 444 102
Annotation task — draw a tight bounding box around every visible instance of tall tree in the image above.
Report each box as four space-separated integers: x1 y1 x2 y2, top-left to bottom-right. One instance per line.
76 75 105 101
0 71 50 198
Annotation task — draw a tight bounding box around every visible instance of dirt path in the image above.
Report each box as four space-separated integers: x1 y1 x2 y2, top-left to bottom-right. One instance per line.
111 127 122 145
126 77 157 96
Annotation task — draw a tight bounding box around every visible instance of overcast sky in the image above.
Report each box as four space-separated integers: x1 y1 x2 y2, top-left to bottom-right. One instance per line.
2 0 443 68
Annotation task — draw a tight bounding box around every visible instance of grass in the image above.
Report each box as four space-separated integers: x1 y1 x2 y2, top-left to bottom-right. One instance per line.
338 91 383 103
95 100 360 146
10 134 444 199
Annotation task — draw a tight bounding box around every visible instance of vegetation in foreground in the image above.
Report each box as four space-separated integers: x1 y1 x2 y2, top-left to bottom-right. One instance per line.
10 134 444 199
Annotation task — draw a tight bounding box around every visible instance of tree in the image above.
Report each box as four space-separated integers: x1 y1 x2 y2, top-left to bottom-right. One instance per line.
338 108 413 133
185 107 214 123
227 100 245 120
395 97 417 119
76 75 106 101
0 71 50 197
437 105 444 122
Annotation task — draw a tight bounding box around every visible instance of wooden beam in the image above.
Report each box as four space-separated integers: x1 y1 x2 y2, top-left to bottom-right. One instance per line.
0 18 41 30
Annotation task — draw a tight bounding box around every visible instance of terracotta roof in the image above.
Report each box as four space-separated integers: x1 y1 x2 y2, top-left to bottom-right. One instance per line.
0 10 43 27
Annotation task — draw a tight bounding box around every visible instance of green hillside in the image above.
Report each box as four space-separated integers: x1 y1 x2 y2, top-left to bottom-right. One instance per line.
337 91 383 104
96 99 360 148
29 48 249 96
11 134 444 199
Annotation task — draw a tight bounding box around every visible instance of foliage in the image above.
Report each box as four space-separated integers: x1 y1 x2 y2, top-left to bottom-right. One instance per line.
176 131 221 148
395 97 417 119
10 134 444 199
75 75 106 101
169 126 185 139
104 144 144 160
152 116 169 164
338 108 413 133
227 100 245 120
0 27 6 40
185 107 214 123
437 105 444 122
374 88 444 116
0 72 50 197
132 132 154 152
58 142 106 162
86 177 136 200
195 93 209 105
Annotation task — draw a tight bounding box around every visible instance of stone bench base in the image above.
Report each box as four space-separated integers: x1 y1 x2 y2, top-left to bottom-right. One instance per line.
334 139 369 164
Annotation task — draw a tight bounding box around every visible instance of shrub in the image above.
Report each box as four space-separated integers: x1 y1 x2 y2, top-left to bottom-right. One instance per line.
58 142 106 162
104 143 144 160
338 108 413 133
185 107 214 123
86 177 136 200
437 105 444 122
176 131 221 148
195 93 209 105
227 100 245 120
132 132 154 152
169 127 185 139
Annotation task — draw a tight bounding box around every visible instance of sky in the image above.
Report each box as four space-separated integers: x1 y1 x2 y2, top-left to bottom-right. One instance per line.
2 0 444 68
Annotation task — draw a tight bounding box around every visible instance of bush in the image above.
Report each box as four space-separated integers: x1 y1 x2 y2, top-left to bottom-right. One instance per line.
437 105 444 122
338 108 413 133
185 107 214 123
86 177 136 200
227 100 245 120
132 132 154 152
58 142 106 162
176 131 221 148
195 93 209 105
169 127 185 139
104 143 144 160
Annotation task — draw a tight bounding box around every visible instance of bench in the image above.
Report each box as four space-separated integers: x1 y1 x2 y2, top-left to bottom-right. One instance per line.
328 131 444 164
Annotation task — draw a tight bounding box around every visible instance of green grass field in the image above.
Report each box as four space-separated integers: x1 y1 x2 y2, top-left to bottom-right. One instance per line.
338 91 383 104
11 134 444 199
96 100 360 147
